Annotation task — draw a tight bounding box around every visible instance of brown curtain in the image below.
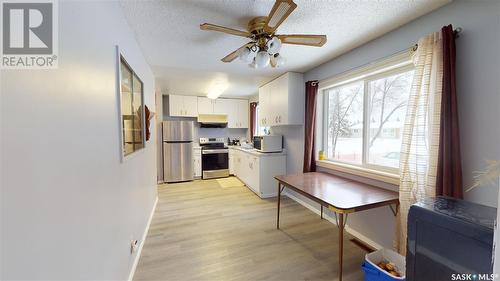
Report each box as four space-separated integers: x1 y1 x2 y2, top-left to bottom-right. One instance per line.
303 81 319 173
249 102 258 139
436 25 463 199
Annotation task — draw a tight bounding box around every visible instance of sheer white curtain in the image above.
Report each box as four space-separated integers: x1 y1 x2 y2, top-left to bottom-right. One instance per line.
396 31 443 255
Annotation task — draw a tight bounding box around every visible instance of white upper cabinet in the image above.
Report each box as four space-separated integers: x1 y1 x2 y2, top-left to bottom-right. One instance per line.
169 95 198 117
197 97 248 129
226 99 248 128
169 94 183 116
258 84 271 126
183 96 198 117
238 99 249 128
258 72 304 126
170 95 249 128
213 98 231 115
197 97 232 115
197 97 214 115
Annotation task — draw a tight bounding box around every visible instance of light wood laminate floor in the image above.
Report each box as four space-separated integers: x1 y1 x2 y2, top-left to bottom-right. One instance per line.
134 178 366 281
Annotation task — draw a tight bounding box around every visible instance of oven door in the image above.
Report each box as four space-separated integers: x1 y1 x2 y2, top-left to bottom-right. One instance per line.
201 149 229 179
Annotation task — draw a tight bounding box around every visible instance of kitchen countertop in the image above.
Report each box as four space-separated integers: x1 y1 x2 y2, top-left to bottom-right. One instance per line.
228 146 286 157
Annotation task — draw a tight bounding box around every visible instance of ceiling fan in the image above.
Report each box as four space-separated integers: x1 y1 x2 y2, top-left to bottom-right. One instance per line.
200 0 327 69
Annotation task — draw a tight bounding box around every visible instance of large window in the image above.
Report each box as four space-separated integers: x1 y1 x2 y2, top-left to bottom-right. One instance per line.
120 57 145 156
319 60 414 174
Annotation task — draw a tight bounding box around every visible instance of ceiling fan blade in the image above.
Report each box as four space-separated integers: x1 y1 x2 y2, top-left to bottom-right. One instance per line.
221 43 254 63
265 0 297 32
278 35 327 47
200 23 251 38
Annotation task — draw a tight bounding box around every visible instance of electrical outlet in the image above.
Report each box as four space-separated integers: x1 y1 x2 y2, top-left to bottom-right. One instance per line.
131 239 139 254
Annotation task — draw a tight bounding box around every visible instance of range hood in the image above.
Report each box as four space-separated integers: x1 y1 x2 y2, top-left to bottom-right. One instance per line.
197 114 228 128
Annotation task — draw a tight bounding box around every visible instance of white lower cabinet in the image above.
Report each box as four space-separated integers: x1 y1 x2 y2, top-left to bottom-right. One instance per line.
230 148 286 198
229 149 234 175
193 147 202 178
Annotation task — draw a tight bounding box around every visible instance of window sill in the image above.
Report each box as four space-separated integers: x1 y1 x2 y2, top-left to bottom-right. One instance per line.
316 160 400 186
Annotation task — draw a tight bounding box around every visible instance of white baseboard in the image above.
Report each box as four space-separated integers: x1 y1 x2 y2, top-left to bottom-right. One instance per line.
283 190 383 250
128 196 158 281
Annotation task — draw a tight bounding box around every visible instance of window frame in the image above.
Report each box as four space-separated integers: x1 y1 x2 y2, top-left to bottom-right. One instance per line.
118 53 146 160
317 53 414 178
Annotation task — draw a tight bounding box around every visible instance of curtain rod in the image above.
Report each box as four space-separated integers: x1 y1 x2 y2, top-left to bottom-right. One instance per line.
413 27 462 51
318 27 462 85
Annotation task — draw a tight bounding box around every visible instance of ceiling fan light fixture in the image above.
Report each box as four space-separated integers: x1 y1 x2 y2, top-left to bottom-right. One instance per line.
239 46 257 63
200 0 326 69
255 50 270 68
267 37 282 55
275 53 285 67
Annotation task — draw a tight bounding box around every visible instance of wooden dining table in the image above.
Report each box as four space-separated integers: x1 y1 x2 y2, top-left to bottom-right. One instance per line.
274 172 399 281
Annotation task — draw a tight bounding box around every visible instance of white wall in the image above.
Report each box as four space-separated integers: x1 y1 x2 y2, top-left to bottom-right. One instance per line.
280 0 500 249
1 1 157 280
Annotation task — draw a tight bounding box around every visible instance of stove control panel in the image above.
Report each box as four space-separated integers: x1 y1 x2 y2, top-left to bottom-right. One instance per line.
199 137 225 145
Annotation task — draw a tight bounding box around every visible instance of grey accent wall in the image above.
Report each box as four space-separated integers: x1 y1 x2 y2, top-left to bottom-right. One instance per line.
1 1 157 279
280 0 500 248
306 0 500 207
271 125 305 175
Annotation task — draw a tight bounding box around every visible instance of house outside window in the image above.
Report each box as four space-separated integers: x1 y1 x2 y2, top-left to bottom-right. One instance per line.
317 54 414 175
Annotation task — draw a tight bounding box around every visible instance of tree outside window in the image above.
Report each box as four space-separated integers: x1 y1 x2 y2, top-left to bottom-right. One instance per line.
322 66 414 172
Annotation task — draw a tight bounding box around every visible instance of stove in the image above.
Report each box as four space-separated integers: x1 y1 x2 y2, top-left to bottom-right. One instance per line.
199 138 229 179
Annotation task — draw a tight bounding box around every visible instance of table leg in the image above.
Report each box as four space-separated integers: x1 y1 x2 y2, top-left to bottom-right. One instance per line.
277 182 281 229
321 205 323 219
338 213 344 281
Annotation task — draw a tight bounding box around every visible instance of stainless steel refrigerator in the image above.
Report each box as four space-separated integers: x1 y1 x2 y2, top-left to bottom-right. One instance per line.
162 121 194 182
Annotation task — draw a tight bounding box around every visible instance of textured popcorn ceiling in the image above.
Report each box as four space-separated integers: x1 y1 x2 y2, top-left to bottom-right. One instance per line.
120 0 450 97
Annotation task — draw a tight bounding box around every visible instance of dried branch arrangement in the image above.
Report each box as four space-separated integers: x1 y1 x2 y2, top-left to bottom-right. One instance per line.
466 160 500 192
